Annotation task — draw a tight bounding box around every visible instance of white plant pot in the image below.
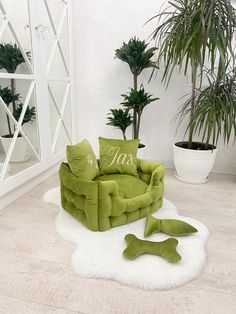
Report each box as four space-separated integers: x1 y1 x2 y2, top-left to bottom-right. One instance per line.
173 142 217 184
0 136 28 163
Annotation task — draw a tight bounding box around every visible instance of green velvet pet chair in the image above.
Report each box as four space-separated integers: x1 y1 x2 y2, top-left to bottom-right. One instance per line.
59 159 164 231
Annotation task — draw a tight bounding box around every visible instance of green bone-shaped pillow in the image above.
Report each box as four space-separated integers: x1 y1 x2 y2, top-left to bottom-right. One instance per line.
144 215 198 237
123 234 181 263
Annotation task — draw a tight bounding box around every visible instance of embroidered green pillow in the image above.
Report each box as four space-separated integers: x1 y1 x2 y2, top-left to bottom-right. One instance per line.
99 137 139 176
66 139 99 180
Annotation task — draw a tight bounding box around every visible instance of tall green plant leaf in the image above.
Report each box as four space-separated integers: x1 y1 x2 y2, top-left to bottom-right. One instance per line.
148 0 236 148
176 68 236 147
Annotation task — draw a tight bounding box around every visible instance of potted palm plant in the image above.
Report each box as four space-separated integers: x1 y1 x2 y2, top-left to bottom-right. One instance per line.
0 85 36 162
0 43 35 162
149 0 236 183
121 85 159 139
190 68 236 149
106 108 133 140
0 86 20 137
114 37 159 145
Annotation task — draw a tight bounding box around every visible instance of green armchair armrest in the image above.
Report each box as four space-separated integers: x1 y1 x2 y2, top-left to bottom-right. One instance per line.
60 163 99 230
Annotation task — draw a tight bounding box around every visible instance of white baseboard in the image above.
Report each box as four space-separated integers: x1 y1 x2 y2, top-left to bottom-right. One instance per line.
0 162 61 211
212 163 236 175
162 159 236 175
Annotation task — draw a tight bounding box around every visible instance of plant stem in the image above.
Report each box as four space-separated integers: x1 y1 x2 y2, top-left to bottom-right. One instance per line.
133 74 138 91
137 112 141 140
205 128 211 150
6 113 12 136
133 74 138 139
188 61 198 149
10 78 16 112
122 130 127 140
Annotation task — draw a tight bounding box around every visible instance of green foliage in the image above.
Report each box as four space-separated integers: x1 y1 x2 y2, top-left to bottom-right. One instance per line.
121 86 159 116
0 85 21 135
115 37 157 77
0 43 30 73
0 85 20 106
148 0 236 148
106 109 133 140
12 104 36 125
150 0 236 83
0 43 35 136
178 69 236 147
121 86 159 138
112 37 159 140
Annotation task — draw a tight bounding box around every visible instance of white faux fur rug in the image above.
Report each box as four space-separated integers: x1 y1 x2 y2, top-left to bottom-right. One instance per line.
44 187 209 290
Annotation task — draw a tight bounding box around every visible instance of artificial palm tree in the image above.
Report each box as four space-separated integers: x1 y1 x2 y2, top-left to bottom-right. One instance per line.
115 37 157 139
0 43 35 138
0 43 28 73
106 109 133 140
0 86 20 136
149 0 236 149
13 103 36 126
121 86 159 139
0 43 30 111
0 85 36 137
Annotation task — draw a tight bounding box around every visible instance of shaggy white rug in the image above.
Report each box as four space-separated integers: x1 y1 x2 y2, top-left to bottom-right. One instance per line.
44 187 209 290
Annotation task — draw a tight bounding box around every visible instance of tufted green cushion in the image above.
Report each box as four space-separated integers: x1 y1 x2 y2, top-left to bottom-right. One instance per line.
59 159 165 231
144 215 198 237
123 234 181 263
99 137 139 176
95 174 148 199
66 139 99 180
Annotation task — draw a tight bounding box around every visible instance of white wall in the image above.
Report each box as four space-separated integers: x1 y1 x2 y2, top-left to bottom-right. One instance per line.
71 0 236 174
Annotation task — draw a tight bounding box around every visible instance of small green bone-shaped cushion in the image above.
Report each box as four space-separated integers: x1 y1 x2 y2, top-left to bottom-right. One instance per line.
123 234 181 263
144 215 198 237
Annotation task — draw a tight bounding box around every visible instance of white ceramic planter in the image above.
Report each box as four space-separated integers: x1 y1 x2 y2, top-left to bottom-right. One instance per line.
173 142 217 184
0 136 28 163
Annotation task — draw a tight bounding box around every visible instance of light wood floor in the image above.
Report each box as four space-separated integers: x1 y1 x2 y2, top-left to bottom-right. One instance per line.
0 170 236 314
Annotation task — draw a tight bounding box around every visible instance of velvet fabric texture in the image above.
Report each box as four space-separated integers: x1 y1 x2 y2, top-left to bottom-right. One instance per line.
59 159 164 231
66 139 99 180
95 174 148 199
99 137 139 176
144 215 198 237
123 234 181 263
